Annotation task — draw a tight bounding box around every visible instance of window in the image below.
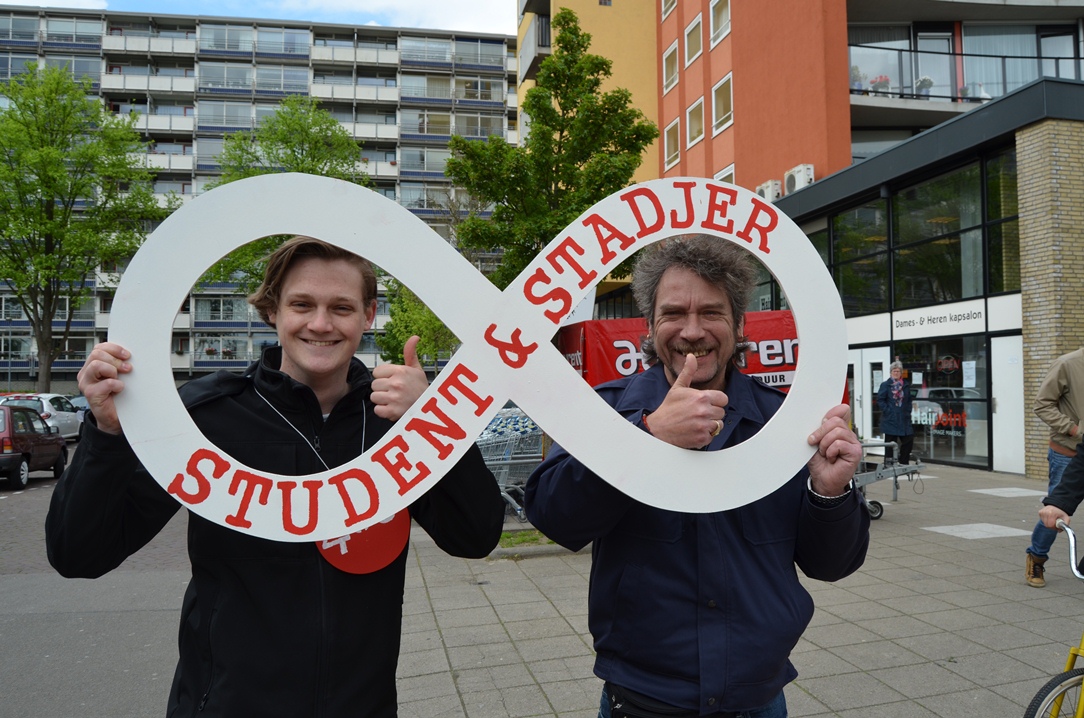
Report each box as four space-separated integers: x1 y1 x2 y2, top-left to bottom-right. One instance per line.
0 53 36 80
453 38 504 66
664 119 680 169
455 113 504 138
255 27 309 55
44 55 100 82
199 62 251 91
686 99 704 147
833 199 889 316
400 36 452 64
662 0 676 19
0 15 38 42
710 0 731 46
714 164 735 184
401 108 452 135
197 100 251 129
662 41 678 93
685 16 703 66
200 24 253 52
712 74 733 134
255 65 308 93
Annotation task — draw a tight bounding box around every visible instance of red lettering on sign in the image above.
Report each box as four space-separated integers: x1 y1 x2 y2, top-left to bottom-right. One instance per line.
582 213 635 266
225 469 273 529
735 198 777 255
546 237 598 288
670 181 698 229
523 267 572 324
406 396 466 459
701 183 738 234
373 434 431 496
279 479 322 536
934 410 968 428
168 448 230 505
437 364 495 416
620 187 665 238
328 469 380 527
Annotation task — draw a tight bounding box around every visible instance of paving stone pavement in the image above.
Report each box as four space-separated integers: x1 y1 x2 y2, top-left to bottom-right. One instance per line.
3 456 1084 717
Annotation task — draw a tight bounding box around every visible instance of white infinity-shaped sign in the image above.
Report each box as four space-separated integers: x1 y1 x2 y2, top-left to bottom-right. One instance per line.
110 173 846 542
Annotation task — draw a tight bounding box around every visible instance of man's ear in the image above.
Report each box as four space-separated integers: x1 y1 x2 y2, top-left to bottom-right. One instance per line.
363 300 377 331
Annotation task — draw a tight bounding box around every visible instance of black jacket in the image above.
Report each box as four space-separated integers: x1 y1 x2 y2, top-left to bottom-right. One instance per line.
46 348 505 717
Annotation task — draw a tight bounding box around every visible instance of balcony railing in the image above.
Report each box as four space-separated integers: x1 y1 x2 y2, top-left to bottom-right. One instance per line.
849 44 1082 102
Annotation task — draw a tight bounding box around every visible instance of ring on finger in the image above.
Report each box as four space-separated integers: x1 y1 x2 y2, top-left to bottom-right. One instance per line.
710 419 723 437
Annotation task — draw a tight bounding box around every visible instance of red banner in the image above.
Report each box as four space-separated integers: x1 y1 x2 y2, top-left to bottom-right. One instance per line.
557 311 799 389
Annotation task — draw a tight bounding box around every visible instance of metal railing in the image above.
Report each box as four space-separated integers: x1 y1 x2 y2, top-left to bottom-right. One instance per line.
849 44 1082 102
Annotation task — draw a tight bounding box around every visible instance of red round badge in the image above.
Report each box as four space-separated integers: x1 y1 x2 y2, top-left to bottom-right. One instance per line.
316 509 411 574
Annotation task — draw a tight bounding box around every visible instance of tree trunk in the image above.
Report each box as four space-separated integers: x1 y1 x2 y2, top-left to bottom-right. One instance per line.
36 353 52 392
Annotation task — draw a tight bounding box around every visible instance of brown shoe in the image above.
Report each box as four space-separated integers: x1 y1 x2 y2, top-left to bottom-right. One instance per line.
1026 553 1047 588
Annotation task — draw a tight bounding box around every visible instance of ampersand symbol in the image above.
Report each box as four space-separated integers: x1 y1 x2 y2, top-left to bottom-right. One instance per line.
110 174 847 542
484 324 539 368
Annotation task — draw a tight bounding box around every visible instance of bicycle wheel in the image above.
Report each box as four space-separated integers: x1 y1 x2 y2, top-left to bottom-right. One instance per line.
1024 667 1084 718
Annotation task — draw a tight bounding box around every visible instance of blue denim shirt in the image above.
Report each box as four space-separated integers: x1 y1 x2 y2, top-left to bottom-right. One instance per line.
525 364 869 714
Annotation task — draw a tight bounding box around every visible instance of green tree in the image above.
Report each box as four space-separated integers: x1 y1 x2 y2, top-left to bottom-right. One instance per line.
376 190 493 364
0 65 170 391
445 7 658 289
376 278 459 367
202 94 370 292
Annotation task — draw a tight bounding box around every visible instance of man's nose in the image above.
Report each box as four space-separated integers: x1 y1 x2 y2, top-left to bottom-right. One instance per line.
679 314 705 338
309 308 334 331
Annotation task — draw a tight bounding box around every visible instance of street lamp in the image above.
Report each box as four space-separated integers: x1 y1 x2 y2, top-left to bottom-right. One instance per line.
5 317 12 393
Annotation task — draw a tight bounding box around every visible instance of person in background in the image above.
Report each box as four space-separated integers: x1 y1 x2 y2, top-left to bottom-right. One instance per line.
1027 348 1084 587
525 235 870 718
46 236 506 717
876 360 914 465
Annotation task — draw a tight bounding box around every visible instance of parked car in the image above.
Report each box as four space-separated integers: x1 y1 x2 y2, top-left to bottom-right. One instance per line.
0 393 82 440
68 394 89 422
0 404 67 489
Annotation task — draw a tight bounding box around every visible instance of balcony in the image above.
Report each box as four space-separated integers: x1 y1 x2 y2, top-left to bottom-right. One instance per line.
133 114 195 134
849 44 1082 127
100 73 196 94
102 33 196 55
518 13 551 84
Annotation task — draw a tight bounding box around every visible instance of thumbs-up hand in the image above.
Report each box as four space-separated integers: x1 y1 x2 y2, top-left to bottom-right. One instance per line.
643 353 729 449
371 335 430 421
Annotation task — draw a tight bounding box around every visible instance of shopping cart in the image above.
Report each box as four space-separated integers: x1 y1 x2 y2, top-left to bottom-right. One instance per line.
476 410 544 522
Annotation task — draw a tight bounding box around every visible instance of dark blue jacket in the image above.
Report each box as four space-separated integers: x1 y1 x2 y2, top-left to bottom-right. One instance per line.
524 365 869 714
876 378 914 436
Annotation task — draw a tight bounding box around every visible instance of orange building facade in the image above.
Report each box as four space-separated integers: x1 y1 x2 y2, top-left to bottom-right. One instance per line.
657 0 852 194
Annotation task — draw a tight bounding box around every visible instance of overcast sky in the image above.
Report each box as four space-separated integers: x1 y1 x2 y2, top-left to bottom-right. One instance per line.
0 0 518 36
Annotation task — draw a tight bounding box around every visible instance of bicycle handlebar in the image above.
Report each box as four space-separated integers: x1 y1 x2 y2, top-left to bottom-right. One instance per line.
1055 519 1084 580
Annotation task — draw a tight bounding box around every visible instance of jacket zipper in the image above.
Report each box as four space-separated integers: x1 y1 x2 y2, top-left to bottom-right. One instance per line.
197 609 218 711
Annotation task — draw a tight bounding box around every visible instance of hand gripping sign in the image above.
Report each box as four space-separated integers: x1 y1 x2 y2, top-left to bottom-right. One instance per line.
109 173 847 542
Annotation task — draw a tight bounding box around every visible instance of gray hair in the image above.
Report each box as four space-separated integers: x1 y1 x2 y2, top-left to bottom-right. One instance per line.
631 235 758 365
890 361 904 372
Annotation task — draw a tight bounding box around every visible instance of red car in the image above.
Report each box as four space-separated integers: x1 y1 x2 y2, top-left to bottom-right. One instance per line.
0 404 67 489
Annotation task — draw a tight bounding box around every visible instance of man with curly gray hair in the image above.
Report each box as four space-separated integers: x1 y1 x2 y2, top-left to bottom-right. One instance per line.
527 234 869 718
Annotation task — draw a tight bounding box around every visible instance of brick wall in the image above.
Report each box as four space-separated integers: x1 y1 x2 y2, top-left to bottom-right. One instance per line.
1019 119 1084 482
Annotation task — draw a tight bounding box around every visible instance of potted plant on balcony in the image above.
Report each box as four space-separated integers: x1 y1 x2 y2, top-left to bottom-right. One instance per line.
205 346 217 356
869 75 891 94
915 75 934 98
849 65 867 93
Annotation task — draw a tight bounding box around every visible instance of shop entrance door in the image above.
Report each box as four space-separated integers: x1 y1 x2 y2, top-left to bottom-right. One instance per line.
848 346 891 443
991 335 1025 474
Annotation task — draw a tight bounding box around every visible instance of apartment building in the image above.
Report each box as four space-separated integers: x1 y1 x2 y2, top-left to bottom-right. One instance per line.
0 5 517 390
